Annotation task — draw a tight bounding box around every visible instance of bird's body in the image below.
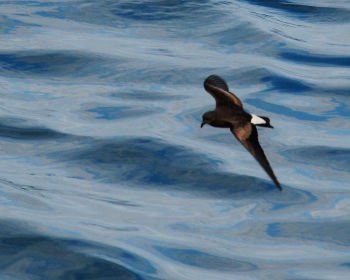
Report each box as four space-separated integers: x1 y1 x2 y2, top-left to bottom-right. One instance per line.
201 75 282 191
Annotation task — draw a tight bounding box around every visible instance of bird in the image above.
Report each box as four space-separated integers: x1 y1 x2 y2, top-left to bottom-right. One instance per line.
201 74 282 191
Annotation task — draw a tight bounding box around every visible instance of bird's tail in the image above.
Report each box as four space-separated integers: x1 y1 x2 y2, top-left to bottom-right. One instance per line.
256 116 273 128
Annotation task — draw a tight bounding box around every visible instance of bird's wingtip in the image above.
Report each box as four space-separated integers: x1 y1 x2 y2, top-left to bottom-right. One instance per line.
204 74 229 91
276 183 283 191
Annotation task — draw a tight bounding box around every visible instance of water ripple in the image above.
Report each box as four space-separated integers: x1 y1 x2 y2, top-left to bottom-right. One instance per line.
1 0 350 279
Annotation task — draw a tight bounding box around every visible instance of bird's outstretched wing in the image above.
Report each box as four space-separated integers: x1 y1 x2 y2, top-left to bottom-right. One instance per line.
230 123 282 191
204 75 243 108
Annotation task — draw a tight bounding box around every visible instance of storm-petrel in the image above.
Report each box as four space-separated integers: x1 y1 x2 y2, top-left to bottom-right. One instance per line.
201 75 282 191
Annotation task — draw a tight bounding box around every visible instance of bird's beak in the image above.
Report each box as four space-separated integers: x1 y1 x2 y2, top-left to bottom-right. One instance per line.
201 122 205 128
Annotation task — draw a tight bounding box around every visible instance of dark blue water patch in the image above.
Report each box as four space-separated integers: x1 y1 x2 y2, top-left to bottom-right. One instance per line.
245 98 327 121
0 50 124 80
52 136 315 205
0 219 156 280
280 51 350 67
267 221 350 247
111 0 212 21
93 0 215 22
0 119 68 140
243 0 350 23
154 246 257 272
0 236 146 279
281 146 350 171
261 74 311 93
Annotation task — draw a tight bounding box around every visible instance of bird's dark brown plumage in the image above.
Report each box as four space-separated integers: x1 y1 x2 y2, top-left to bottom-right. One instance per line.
204 74 243 108
202 75 282 191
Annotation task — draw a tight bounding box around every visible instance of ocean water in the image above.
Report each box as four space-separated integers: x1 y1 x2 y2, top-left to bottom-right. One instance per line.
0 0 350 279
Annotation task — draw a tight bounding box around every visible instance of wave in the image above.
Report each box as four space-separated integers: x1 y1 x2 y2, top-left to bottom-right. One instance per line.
0 118 68 140
52 136 315 205
280 51 350 67
0 219 153 280
0 50 125 81
244 0 350 23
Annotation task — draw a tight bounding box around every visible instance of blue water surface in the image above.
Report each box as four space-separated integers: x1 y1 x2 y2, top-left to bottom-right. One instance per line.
1 1 350 279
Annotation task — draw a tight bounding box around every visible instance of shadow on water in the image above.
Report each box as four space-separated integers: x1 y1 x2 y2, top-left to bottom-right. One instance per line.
54 137 315 206
0 219 155 280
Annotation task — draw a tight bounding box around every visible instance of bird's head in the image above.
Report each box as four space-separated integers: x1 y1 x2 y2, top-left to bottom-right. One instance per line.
201 111 216 128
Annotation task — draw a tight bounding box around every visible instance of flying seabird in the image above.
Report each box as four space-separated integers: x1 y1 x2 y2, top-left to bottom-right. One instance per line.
201 75 282 191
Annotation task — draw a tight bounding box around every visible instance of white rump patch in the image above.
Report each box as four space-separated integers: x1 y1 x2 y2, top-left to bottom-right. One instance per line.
251 114 266 125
